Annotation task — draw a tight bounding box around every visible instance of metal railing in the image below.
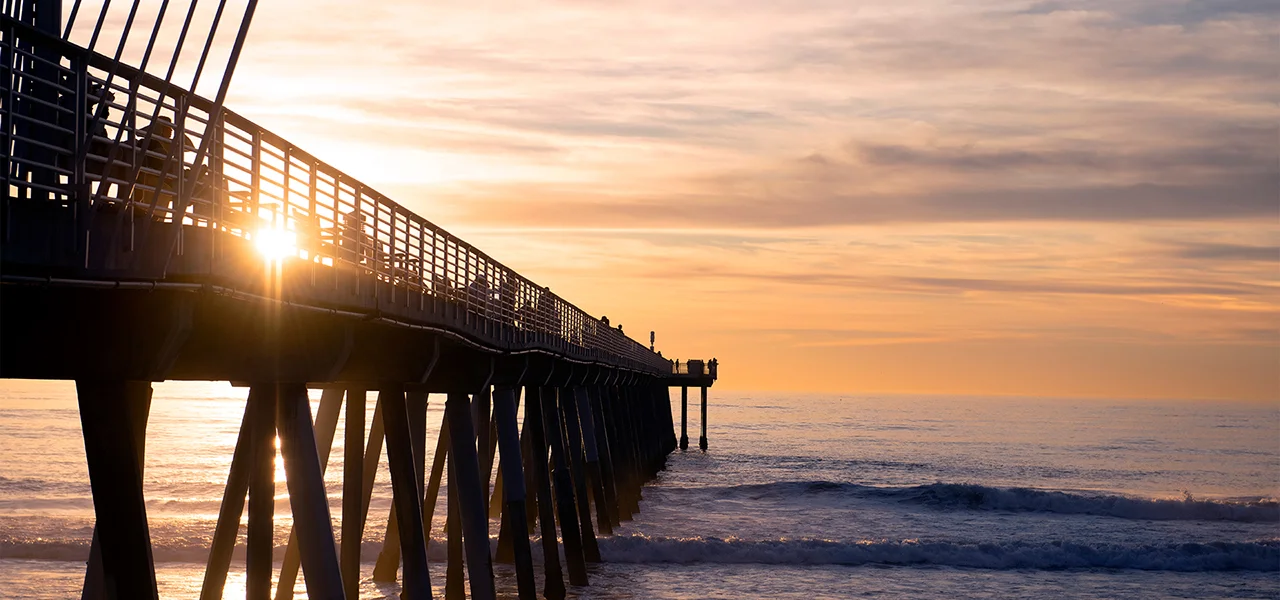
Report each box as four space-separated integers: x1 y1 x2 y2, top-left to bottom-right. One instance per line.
2 16 669 374
672 359 717 379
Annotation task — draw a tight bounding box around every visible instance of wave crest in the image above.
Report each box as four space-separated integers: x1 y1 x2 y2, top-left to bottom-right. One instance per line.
715 481 1279 522
599 535 1280 571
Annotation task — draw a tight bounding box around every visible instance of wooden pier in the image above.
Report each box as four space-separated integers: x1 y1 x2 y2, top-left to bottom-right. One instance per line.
0 3 718 599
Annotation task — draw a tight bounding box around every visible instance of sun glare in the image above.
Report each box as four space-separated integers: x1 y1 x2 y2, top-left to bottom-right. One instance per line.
254 228 297 261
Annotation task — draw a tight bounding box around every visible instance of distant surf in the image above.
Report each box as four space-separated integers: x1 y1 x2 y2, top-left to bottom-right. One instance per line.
711 481 1280 522
599 535 1280 572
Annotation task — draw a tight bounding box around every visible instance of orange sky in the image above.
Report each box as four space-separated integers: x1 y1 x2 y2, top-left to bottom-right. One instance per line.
83 1 1279 400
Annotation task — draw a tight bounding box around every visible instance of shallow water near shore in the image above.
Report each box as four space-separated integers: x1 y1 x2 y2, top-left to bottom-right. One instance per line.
0 381 1276 598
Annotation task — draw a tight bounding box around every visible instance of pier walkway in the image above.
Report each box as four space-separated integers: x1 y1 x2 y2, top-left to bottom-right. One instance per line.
1 4 717 599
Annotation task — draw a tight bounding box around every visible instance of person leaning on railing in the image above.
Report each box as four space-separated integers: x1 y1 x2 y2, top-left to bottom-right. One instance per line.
132 116 194 217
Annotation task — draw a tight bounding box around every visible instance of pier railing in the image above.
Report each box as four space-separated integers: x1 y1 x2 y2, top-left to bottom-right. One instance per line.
2 16 668 373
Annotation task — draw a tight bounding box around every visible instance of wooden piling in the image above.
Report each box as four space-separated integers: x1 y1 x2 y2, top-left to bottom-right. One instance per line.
699 386 708 451
561 387 601 562
276 388 344 600
81 382 152 600
246 385 277 600
588 385 621 529
446 392 499 600
680 386 689 450
493 385 537 600
76 380 158 600
276 383 346 599
525 385 566 600
341 388 365 600
575 387 613 535
200 396 253 600
380 388 433 600
541 387 590 585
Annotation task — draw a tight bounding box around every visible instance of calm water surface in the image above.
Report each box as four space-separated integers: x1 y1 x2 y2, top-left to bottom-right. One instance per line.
0 381 1276 598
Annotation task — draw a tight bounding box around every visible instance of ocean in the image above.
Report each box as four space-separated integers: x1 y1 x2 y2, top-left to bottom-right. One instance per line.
0 381 1276 599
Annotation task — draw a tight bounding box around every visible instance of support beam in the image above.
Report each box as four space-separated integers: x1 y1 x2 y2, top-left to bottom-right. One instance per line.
541 387 589 586
277 388 344 600
380 389 432 600
589 385 621 529
82 380 152 600
201 395 253 600
356 395 386 579
445 454 464 600
423 411 450 535
373 392 428 582
246 385 277 600
341 389 366 600
576 387 613 535
276 383 346 599
76 380 158 600
493 386 537 600
525 386 565 600
699 386 708 451
446 392 498 600
679 386 688 451
560 388 601 562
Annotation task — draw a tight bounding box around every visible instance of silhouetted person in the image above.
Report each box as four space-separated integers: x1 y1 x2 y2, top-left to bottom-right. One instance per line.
133 116 193 214
340 211 371 266
467 274 491 317
601 315 610 327
535 286 561 338
498 275 517 324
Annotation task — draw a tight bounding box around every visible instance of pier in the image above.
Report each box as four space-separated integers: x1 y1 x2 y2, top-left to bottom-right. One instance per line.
0 3 718 599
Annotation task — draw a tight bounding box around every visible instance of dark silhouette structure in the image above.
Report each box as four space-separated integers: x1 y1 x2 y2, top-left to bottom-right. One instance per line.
2 4 717 600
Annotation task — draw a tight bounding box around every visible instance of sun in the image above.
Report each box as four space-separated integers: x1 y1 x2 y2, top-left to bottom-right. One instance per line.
254 228 297 261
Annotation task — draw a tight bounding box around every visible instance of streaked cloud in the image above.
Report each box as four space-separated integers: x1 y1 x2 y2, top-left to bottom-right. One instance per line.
204 0 1280 399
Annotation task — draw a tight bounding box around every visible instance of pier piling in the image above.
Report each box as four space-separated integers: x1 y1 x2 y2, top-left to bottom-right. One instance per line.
680 386 689 450
341 388 366 600
76 380 158 600
446 392 499 600
276 383 346 599
246 386 277 600
699 386 708 451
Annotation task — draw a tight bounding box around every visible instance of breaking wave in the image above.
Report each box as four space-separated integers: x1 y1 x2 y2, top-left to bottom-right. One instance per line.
714 481 1279 522
599 535 1280 572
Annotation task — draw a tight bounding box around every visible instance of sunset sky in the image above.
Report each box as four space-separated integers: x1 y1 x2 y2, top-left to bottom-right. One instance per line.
92 1 1278 400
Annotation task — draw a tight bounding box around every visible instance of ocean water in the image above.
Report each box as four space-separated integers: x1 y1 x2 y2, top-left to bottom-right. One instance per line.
0 381 1276 599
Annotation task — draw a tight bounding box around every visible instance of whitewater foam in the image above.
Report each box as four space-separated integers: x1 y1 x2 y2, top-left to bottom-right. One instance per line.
711 481 1280 522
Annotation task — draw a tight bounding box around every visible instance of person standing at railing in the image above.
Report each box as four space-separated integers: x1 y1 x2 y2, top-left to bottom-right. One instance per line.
534 286 560 340
498 275 517 325
467 274 491 318
339 210 370 267
133 116 194 215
